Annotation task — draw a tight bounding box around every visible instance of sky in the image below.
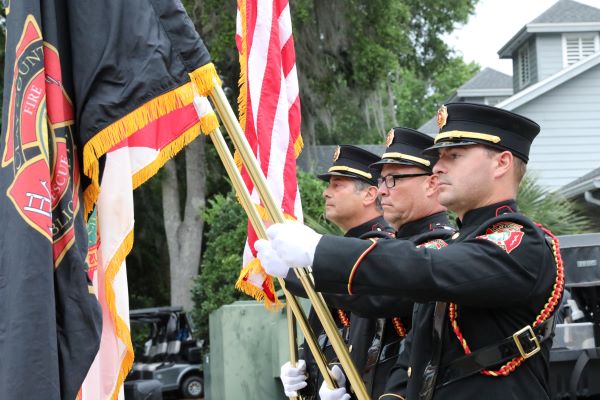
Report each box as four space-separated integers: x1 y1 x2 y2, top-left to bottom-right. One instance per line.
445 0 600 76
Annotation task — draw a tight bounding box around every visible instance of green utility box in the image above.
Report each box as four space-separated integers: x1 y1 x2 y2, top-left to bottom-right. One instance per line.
205 300 310 399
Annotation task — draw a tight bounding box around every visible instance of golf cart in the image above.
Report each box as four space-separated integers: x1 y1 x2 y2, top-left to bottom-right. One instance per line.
550 233 600 399
125 306 204 399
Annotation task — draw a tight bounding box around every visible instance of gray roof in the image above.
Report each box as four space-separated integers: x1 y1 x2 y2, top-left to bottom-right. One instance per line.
459 68 512 90
297 144 385 174
418 117 439 136
531 0 600 24
498 0 600 58
561 165 600 198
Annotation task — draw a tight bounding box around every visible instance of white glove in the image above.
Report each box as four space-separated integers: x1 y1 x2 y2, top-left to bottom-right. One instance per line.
255 239 291 278
280 359 308 397
319 365 350 400
266 222 322 268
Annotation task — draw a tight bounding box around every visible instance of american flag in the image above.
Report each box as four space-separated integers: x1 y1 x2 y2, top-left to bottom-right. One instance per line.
235 0 303 308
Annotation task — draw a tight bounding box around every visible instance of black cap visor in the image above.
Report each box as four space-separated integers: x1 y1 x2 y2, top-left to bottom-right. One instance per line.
317 171 376 185
369 158 430 173
423 139 529 162
422 140 481 157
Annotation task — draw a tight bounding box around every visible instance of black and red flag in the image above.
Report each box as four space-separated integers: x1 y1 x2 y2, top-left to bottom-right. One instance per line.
0 0 218 398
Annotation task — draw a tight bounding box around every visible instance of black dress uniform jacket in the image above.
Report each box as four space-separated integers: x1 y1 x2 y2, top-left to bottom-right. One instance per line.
310 200 560 400
328 212 454 399
284 215 393 399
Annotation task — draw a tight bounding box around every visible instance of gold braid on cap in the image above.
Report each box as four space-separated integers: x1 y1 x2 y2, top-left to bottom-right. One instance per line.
434 130 501 144
328 166 372 179
381 152 431 167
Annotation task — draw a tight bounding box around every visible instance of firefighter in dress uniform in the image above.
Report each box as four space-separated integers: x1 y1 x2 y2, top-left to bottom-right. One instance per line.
323 128 456 399
258 103 563 400
275 145 395 399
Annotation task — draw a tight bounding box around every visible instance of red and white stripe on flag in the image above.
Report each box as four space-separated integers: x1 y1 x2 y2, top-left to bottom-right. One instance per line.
235 0 303 308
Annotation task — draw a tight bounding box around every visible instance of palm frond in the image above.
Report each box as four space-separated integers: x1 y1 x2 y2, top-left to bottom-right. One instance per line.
517 173 591 235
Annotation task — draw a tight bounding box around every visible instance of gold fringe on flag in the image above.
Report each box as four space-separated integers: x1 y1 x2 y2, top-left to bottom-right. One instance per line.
199 112 220 135
103 229 136 400
294 135 304 159
130 110 218 190
131 122 201 190
189 63 222 97
235 258 283 310
82 63 220 217
233 0 249 176
237 0 248 137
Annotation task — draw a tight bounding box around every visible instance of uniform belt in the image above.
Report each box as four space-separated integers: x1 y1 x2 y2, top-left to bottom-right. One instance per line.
379 338 402 363
418 302 447 400
437 316 555 389
363 318 385 395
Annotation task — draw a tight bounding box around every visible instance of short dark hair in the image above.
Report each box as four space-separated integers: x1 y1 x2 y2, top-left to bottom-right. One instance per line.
485 148 527 184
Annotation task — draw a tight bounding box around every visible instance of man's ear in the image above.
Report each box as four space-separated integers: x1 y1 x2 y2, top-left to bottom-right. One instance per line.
424 174 437 197
363 185 379 206
494 150 513 179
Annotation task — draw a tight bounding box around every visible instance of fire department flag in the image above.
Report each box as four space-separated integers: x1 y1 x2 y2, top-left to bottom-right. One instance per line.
0 0 219 399
235 0 304 308
0 2 102 400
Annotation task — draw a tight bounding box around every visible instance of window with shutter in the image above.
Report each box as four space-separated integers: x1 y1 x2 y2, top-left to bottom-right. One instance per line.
563 33 600 67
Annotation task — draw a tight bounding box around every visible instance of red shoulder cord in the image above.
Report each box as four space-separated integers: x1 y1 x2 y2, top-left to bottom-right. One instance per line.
337 310 407 337
392 317 407 337
337 309 350 328
448 224 564 377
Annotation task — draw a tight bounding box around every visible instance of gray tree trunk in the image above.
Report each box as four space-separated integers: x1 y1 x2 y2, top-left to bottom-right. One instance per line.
162 135 206 311
386 76 399 128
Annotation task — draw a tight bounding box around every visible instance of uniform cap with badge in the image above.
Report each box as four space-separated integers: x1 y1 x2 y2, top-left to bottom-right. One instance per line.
317 145 381 186
424 102 540 162
370 127 438 173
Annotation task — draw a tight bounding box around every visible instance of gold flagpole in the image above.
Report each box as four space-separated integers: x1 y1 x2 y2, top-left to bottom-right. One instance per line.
208 82 369 398
205 120 338 391
286 304 300 400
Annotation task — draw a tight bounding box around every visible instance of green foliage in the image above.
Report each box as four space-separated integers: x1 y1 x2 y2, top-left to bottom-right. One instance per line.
393 58 480 128
445 174 591 234
517 174 591 235
183 0 480 144
191 192 247 342
191 172 340 344
127 173 170 309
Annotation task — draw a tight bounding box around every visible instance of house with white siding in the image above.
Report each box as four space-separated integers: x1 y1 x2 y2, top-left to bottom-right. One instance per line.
421 0 600 196
495 0 600 192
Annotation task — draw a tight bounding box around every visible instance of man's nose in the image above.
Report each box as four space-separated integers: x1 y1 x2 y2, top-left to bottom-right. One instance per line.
433 161 445 175
378 184 389 197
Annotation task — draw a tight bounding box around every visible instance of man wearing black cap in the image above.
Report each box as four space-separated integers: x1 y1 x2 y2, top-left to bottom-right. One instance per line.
258 103 563 400
276 144 395 399
331 128 454 399
367 128 454 400
274 131 454 399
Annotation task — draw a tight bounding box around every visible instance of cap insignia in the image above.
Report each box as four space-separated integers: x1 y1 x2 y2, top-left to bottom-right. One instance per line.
332 145 341 162
437 105 448 129
385 129 394 147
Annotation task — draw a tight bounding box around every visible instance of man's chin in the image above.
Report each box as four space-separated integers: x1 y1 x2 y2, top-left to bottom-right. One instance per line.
437 193 453 208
